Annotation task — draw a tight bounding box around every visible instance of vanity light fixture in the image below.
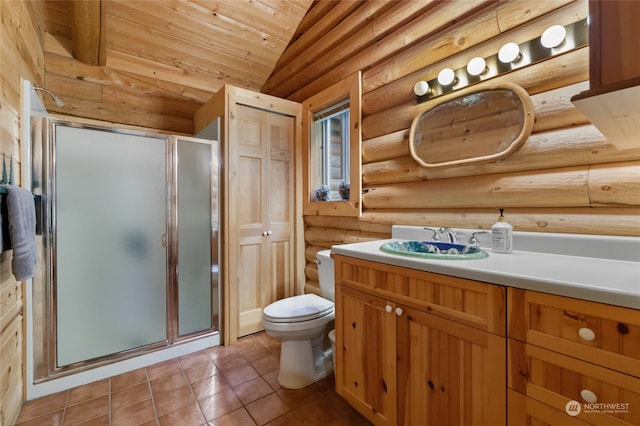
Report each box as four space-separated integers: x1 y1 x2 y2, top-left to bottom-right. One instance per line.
437 68 457 86
540 24 567 48
498 42 521 64
413 80 430 96
413 17 588 104
466 57 488 76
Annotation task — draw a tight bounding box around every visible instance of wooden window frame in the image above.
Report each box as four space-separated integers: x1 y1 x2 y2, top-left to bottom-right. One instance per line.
302 71 362 217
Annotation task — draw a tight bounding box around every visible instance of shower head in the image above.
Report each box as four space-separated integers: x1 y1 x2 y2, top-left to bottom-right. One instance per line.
34 87 65 107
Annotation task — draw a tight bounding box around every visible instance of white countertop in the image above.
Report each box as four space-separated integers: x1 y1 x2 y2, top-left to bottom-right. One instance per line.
330 226 640 310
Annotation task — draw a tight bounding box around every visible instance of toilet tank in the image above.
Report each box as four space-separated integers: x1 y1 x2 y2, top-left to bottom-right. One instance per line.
316 250 335 302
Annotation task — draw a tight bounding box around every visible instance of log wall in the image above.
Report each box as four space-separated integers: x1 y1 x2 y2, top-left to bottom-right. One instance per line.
0 2 44 424
261 0 640 295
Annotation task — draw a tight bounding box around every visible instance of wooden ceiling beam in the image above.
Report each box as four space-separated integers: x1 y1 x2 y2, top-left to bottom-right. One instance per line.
70 0 106 66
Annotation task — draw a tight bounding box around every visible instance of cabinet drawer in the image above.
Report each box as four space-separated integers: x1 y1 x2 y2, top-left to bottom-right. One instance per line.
509 340 640 425
508 390 590 425
508 289 640 377
333 255 506 335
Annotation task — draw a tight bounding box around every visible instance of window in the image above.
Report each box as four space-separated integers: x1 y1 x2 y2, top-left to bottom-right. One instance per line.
303 71 361 217
312 99 350 201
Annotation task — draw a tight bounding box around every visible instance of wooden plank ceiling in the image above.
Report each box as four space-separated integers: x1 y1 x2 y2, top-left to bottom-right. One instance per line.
41 0 315 132
40 0 456 134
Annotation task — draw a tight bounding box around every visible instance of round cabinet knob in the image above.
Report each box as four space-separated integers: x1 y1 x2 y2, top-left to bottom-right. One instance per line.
267 230 272 235
395 307 403 316
578 327 596 341
262 231 267 236
385 305 393 313
580 389 598 403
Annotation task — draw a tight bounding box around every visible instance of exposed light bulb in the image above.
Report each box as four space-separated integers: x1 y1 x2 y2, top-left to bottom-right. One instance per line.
466 57 487 76
437 68 456 86
498 42 521 63
413 80 430 96
541 24 567 48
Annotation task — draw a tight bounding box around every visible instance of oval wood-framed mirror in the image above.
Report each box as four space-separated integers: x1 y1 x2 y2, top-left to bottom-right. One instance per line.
409 82 534 168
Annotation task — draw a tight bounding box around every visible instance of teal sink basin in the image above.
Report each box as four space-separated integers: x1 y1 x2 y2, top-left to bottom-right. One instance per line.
380 241 489 260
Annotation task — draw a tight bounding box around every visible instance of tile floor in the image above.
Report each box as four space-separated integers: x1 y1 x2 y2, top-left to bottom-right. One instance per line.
16 332 372 425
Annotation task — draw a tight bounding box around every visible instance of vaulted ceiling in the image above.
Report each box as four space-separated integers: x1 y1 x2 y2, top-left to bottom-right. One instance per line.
44 0 314 91
37 0 450 134
39 0 316 131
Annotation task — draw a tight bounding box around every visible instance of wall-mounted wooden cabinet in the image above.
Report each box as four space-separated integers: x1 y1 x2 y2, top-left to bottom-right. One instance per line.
333 255 506 426
571 0 640 150
585 0 640 91
194 86 304 345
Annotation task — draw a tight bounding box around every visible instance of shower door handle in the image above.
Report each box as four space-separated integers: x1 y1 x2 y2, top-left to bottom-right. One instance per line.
161 233 167 248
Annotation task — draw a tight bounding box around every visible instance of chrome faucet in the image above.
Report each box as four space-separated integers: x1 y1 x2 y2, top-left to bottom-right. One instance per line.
438 227 458 244
468 231 489 247
423 227 440 241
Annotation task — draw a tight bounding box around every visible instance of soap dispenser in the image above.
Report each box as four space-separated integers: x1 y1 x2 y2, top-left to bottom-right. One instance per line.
491 208 513 253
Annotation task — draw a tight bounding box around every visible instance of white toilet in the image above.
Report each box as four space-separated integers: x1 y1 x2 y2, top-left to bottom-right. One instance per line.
263 249 335 389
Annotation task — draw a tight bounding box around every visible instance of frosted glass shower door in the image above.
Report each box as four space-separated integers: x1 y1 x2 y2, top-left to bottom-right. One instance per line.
176 137 217 336
55 125 168 366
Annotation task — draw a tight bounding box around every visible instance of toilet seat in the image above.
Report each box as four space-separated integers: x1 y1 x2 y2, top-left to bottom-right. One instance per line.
263 294 334 323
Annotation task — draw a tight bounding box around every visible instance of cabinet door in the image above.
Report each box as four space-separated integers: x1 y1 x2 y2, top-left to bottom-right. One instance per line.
397 306 506 426
335 285 397 426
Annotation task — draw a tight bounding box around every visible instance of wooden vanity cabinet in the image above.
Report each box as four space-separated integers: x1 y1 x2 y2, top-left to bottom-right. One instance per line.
508 288 640 425
333 254 507 426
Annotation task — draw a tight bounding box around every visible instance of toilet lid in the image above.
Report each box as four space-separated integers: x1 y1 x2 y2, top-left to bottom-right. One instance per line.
263 294 334 323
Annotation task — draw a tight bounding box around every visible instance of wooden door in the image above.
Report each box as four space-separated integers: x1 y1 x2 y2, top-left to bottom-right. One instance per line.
335 285 397 426
232 104 295 337
265 112 295 302
397 306 506 426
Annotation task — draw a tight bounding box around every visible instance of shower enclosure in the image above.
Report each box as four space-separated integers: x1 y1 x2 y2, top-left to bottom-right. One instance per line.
30 119 220 381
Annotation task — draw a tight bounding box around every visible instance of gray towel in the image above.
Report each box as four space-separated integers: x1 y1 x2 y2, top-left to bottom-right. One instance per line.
3 185 36 280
